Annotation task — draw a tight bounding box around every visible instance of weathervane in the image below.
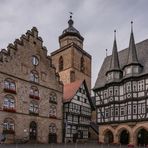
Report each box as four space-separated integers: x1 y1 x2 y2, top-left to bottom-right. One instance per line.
131 21 133 33
69 12 73 19
106 49 108 57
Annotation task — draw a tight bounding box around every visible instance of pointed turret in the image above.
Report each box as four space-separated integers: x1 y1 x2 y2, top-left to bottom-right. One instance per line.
106 30 121 82
126 21 139 65
109 30 120 71
123 22 142 76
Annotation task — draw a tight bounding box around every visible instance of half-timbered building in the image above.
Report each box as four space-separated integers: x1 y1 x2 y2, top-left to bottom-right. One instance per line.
51 15 98 142
93 23 148 145
63 80 94 143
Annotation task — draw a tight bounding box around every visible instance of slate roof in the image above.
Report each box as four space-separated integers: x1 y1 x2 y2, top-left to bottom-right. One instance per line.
94 39 148 90
59 17 84 41
108 34 120 72
126 31 140 65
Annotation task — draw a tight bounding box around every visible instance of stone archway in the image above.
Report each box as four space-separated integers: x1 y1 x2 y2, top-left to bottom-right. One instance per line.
120 130 129 145
104 130 114 144
137 128 148 146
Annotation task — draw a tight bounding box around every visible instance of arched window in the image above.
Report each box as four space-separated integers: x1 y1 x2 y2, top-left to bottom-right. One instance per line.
59 56 63 71
80 56 85 72
4 78 16 93
49 92 57 103
30 86 39 100
3 95 16 112
49 123 56 133
32 56 39 66
30 70 39 83
49 105 57 117
3 118 15 134
29 101 39 115
70 70 75 82
29 121 37 140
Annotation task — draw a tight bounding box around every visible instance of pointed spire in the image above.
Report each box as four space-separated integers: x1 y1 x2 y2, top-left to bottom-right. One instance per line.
109 30 120 71
126 21 139 65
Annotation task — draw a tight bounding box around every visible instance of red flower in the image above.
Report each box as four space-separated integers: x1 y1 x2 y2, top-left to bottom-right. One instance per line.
4 88 16 94
29 94 40 100
3 107 16 113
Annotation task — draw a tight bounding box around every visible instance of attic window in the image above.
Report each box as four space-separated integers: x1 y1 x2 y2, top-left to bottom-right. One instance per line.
32 56 39 66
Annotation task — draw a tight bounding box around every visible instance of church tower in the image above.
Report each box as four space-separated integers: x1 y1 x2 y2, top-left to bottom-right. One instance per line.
51 15 91 91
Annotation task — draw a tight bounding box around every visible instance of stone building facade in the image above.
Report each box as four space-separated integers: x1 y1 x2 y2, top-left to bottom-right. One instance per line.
93 25 148 145
0 27 63 143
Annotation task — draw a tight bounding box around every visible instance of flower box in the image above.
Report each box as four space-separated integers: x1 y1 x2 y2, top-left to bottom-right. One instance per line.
4 88 16 94
3 107 16 113
29 94 40 100
49 115 57 119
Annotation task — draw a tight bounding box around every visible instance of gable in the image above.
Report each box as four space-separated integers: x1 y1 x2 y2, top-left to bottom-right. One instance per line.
94 39 148 90
0 27 63 90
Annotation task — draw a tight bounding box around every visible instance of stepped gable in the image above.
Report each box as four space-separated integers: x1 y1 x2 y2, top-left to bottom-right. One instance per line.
0 27 63 86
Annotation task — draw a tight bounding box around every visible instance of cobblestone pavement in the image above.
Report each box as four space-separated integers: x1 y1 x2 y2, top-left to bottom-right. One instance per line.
0 144 145 148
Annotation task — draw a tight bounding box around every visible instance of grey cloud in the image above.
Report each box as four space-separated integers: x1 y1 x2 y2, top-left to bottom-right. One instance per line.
0 0 148 87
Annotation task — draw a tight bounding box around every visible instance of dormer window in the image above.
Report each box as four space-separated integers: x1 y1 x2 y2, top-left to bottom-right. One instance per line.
32 56 39 66
126 67 132 74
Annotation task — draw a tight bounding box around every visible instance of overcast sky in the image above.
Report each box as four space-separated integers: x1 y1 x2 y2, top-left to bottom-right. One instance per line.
0 0 148 87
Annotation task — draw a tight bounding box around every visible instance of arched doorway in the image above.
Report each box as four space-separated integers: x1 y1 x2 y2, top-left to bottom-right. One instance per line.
120 130 129 145
29 121 37 140
48 123 57 143
104 130 114 144
137 128 148 145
